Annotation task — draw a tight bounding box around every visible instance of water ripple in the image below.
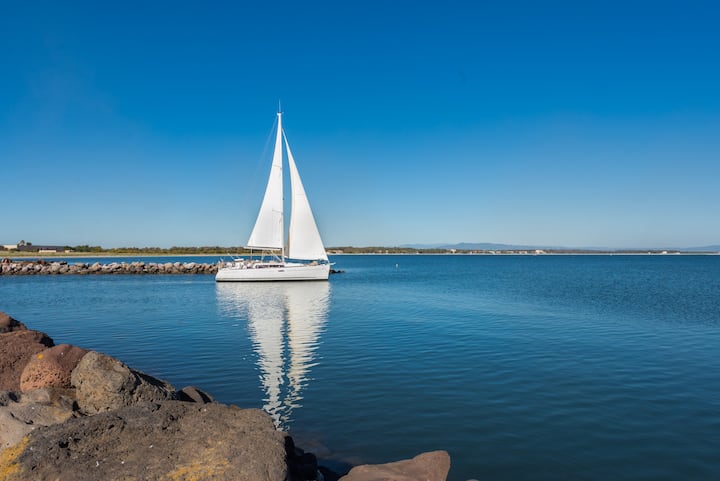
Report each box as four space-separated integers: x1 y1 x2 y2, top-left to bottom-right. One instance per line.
2 255 720 480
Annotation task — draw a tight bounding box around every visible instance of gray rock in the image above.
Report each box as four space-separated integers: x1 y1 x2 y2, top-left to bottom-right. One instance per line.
0 388 76 450
0 401 288 481
71 351 176 414
0 261 219 276
177 385 216 404
339 450 451 481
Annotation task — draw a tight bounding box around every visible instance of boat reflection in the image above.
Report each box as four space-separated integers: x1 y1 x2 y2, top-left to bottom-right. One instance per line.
216 281 330 429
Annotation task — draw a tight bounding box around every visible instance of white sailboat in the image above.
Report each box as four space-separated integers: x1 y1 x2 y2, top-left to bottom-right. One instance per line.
216 111 330 282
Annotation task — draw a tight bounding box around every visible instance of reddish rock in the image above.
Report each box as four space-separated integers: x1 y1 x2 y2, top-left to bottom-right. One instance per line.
0 311 27 333
339 451 451 481
0 330 54 391
20 344 89 392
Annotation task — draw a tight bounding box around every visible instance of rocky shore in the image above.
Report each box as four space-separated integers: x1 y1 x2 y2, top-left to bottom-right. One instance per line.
0 311 451 481
0 259 218 276
0 260 345 276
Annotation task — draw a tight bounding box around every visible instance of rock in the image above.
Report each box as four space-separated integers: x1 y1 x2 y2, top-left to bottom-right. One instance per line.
177 385 216 404
0 388 76 450
20 344 88 392
70 351 177 414
285 435 327 481
0 401 288 481
0 330 55 391
0 261 219 275
339 451 451 481
0 312 26 333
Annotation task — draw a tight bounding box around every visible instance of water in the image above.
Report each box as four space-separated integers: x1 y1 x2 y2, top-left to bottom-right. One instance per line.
1 254 719 480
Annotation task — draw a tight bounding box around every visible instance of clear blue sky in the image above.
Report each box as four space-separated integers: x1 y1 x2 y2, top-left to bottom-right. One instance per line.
2 1 718 248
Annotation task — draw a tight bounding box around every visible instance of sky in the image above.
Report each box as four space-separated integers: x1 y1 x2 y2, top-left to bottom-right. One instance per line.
1 1 719 249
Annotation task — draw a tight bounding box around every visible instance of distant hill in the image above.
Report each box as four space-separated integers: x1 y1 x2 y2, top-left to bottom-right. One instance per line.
683 245 720 252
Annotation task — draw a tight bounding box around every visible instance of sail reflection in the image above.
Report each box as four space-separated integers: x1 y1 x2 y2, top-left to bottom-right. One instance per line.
216 282 330 429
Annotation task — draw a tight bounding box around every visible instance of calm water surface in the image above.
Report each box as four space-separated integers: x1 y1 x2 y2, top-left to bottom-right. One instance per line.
2 254 719 480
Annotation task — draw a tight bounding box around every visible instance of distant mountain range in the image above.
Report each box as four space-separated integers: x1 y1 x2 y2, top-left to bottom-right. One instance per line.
677 245 720 252
400 243 720 252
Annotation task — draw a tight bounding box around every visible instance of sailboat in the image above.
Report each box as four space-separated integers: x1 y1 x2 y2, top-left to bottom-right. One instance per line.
216 111 330 281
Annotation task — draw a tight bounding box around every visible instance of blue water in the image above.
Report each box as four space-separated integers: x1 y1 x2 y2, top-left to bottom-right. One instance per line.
1 254 719 480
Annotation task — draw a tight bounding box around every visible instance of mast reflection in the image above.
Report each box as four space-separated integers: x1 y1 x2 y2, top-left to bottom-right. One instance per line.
216 282 330 429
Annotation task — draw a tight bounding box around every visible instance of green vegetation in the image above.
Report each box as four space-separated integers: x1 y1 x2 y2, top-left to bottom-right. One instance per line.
77 246 251 255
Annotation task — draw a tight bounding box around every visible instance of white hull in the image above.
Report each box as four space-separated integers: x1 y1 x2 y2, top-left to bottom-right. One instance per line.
216 261 329 282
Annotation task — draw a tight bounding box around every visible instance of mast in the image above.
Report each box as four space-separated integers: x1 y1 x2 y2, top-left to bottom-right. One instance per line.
278 110 285 262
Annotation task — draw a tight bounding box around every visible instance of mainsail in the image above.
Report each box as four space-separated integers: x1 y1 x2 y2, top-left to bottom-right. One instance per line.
246 112 284 250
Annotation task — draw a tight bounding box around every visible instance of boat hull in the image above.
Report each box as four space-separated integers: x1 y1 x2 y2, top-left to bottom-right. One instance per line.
215 262 330 282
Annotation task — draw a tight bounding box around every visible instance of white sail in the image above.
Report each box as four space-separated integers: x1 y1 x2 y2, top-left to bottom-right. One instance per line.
247 112 284 250
285 132 328 261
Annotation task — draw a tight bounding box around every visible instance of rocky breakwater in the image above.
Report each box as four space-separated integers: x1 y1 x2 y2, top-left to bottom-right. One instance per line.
0 311 451 481
0 259 218 276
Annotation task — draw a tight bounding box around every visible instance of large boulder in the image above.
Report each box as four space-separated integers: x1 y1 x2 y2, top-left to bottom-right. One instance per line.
0 401 288 481
339 450 451 481
0 312 26 333
70 351 177 414
20 344 89 392
0 330 54 390
0 388 76 450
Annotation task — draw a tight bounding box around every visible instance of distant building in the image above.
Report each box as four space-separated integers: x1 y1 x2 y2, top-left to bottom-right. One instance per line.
2 244 18 250
16 245 67 253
